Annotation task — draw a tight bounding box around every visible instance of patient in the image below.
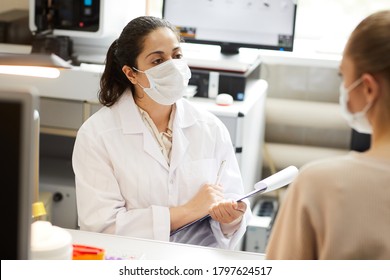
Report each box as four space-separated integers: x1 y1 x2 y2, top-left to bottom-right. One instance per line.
265 10 390 259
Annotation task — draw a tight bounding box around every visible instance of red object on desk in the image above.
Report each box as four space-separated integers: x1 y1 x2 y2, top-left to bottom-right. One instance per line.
72 244 105 260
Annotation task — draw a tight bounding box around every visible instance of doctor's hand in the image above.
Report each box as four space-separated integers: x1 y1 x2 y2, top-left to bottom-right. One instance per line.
187 183 224 217
170 183 224 232
209 200 247 225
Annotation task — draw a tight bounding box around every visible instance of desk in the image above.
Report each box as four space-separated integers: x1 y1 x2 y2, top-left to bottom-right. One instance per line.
67 229 265 260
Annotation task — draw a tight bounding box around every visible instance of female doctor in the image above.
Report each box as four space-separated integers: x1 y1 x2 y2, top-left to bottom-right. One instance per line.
72 16 251 249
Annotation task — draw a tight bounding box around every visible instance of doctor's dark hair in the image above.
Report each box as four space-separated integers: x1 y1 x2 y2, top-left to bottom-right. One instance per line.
99 16 180 107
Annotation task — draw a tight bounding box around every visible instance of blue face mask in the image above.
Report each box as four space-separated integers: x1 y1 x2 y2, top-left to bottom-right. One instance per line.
339 77 373 134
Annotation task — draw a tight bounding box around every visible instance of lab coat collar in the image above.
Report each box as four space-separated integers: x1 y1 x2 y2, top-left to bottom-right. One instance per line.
117 89 144 134
116 91 198 172
114 89 197 131
174 98 198 129
170 100 189 173
169 98 200 174
117 90 169 169
117 91 196 133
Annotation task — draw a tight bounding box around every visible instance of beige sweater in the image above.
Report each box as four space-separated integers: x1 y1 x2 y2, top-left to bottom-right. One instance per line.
266 152 390 260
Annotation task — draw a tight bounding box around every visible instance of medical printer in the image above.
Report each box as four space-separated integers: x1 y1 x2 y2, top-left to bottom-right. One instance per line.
245 197 279 253
184 45 262 101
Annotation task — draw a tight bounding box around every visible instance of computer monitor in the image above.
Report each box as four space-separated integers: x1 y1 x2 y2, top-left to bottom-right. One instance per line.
163 0 297 55
0 87 39 259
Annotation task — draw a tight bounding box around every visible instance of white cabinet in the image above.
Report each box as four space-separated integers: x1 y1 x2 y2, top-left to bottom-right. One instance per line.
189 79 268 194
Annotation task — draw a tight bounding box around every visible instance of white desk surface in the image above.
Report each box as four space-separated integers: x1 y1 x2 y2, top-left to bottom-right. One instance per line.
67 229 265 260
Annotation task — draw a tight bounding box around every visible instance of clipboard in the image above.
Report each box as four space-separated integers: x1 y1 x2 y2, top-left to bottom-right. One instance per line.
170 165 298 236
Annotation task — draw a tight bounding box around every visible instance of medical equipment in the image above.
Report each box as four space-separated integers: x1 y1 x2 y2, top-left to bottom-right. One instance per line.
188 57 261 101
28 0 146 63
29 0 137 38
245 197 279 253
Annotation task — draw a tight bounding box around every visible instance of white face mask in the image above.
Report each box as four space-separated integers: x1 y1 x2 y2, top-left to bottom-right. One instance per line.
339 78 373 134
133 59 191 105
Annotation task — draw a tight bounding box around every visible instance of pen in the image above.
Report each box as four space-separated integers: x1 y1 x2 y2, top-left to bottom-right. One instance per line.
214 160 226 185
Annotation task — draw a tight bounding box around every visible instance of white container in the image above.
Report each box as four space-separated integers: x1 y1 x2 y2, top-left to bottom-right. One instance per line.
30 221 73 260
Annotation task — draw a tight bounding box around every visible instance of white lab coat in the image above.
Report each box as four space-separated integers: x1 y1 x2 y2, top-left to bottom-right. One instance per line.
72 89 251 249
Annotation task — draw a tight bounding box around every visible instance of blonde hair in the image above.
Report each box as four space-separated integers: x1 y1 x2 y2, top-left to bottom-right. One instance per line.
345 10 390 80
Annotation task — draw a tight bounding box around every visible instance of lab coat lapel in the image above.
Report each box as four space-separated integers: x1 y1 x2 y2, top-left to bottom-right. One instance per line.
143 131 169 171
170 125 189 173
169 100 193 173
119 91 169 171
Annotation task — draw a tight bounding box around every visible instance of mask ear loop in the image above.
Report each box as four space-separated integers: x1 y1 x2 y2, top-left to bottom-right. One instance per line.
132 66 145 73
347 77 374 120
346 77 364 93
131 66 147 100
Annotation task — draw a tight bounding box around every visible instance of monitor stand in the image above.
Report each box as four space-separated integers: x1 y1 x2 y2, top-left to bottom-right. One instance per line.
182 43 262 74
183 43 262 101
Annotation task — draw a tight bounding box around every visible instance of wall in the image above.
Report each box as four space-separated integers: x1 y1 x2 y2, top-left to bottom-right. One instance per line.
258 48 351 181
0 0 28 13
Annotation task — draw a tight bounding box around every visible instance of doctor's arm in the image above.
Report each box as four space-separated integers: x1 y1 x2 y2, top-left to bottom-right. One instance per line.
169 183 224 232
72 130 170 240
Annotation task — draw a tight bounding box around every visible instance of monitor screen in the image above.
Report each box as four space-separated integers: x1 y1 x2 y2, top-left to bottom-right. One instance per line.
163 0 297 54
0 87 38 259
